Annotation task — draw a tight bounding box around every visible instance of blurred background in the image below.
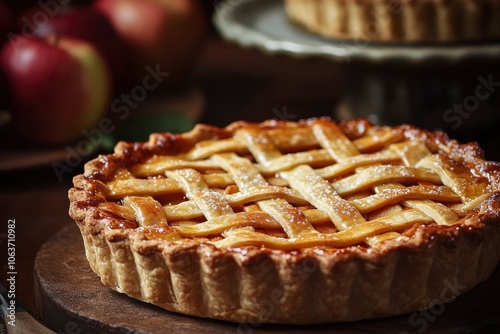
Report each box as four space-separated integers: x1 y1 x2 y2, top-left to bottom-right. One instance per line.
0 0 352 181
0 1 500 331
2 0 500 181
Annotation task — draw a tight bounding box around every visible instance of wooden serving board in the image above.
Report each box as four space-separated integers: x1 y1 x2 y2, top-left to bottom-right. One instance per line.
34 224 500 334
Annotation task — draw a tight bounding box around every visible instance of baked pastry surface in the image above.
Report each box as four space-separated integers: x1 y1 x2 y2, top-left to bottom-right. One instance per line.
284 0 500 43
69 118 500 324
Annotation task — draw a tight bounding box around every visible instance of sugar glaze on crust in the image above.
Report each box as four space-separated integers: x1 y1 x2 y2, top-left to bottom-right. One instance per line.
69 118 500 324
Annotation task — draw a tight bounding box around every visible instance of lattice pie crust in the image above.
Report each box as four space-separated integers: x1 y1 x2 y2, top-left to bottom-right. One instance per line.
69 118 500 324
285 0 500 43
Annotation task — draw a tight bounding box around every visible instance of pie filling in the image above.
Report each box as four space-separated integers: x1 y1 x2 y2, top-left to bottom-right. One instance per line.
69 118 500 324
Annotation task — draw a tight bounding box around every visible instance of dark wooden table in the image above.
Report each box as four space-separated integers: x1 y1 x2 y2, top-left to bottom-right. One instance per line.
1 32 500 332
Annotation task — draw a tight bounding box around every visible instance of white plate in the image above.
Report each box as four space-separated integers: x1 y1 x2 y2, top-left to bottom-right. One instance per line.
213 0 500 63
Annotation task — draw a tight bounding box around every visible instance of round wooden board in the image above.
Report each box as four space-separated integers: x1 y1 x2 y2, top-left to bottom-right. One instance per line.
34 224 500 334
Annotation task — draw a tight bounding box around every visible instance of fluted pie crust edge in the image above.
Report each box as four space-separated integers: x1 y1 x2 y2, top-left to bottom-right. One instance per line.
68 118 500 324
284 0 500 43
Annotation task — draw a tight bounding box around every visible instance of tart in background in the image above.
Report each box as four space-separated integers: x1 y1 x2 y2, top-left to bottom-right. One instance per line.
284 0 500 43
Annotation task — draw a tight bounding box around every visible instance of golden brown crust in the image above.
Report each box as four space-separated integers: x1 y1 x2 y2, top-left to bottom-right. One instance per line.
284 0 500 43
68 118 500 324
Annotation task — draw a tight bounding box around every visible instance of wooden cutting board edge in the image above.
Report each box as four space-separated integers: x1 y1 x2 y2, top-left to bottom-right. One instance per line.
33 224 500 334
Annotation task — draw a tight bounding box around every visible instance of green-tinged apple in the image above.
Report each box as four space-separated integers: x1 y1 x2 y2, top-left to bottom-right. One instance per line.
0 35 112 145
93 0 207 88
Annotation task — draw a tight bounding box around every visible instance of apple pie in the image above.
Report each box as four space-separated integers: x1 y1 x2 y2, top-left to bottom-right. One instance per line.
284 0 500 43
68 118 500 324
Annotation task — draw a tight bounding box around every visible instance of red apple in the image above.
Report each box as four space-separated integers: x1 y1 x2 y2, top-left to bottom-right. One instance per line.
93 0 207 88
16 6 124 82
0 2 14 43
0 34 112 144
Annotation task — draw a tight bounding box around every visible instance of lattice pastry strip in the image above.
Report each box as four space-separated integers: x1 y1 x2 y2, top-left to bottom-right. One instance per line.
379 141 461 226
384 142 462 225
123 196 167 227
235 128 337 173
312 122 360 160
215 209 434 249
186 138 245 160
160 183 459 223
212 126 444 247
350 126 405 151
119 196 181 241
132 158 220 178
404 201 459 226
131 149 348 178
332 165 442 196
311 125 407 243
106 150 401 199
315 126 409 245
230 124 444 240
212 153 318 238
96 123 489 250
128 124 405 177
312 133 414 244
390 140 433 167
234 128 283 164
374 184 459 226
106 172 235 199
281 164 366 231
350 185 460 212
392 140 479 222
162 186 308 221
416 154 488 202
166 168 234 220
314 149 400 179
